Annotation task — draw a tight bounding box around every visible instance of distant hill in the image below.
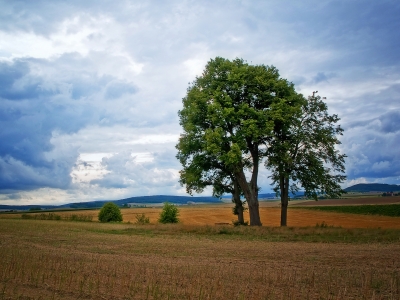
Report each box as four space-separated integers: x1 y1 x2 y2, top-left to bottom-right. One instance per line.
0 195 222 211
67 195 221 209
344 183 400 193
222 191 305 200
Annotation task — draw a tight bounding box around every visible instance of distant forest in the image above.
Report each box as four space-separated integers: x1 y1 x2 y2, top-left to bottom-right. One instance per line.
344 183 400 193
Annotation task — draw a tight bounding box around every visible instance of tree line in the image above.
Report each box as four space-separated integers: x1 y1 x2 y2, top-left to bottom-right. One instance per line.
176 57 346 226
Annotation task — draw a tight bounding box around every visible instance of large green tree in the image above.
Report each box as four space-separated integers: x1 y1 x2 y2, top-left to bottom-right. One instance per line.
265 93 346 226
177 57 301 226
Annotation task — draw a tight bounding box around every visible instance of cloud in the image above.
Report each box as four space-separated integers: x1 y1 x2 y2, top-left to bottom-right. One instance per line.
312 72 337 84
1 0 400 204
0 55 139 192
90 150 181 194
341 110 400 180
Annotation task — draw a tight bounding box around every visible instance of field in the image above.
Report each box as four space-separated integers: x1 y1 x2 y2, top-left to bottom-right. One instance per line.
1 200 400 299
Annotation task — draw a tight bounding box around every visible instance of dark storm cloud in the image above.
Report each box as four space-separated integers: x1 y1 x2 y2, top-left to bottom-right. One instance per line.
0 56 137 192
343 110 400 180
378 111 400 134
0 60 54 100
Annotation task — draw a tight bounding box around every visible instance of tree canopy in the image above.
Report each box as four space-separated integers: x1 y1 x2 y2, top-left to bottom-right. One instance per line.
177 57 302 226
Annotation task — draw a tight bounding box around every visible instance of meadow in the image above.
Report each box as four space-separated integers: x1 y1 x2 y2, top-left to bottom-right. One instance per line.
1 202 400 299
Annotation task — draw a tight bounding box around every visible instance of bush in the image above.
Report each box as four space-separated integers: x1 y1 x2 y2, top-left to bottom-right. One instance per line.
98 202 123 222
21 213 61 220
158 202 179 224
135 213 150 225
68 214 93 222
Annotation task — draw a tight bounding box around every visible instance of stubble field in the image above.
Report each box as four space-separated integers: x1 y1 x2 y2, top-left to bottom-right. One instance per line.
1 200 400 299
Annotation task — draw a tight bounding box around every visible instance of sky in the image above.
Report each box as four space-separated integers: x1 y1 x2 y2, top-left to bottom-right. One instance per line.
1 0 400 205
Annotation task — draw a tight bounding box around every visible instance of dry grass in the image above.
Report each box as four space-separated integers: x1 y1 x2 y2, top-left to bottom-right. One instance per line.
4 202 400 228
1 218 400 299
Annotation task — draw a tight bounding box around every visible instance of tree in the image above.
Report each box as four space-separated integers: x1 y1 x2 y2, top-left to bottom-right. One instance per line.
158 202 179 223
98 202 123 222
177 57 301 225
265 93 346 226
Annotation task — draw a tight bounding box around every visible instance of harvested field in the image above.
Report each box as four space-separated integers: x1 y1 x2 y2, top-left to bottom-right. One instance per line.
0 219 400 299
3 201 400 228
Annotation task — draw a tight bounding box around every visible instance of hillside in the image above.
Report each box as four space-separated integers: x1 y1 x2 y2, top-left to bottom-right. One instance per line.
0 195 221 211
344 183 400 193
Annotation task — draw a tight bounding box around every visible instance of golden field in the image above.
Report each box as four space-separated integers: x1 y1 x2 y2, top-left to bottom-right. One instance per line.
1 202 400 299
4 199 400 228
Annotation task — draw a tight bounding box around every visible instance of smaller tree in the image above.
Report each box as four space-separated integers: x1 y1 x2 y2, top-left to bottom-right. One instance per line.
98 202 123 222
158 202 179 224
266 94 346 226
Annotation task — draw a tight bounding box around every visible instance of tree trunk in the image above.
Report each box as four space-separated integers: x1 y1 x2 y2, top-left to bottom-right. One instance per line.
233 179 245 224
280 175 289 227
236 204 244 224
235 170 262 226
248 200 261 226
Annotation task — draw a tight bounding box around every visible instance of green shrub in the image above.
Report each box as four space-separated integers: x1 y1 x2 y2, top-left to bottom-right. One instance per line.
21 213 61 220
98 202 123 222
158 202 179 224
68 214 93 222
135 213 150 225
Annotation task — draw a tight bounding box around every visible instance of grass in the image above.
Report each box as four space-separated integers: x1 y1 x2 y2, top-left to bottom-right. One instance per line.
296 204 400 217
21 212 93 222
0 218 400 299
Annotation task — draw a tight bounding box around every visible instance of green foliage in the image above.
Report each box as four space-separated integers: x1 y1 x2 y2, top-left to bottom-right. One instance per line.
176 57 302 226
21 213 61 220
21 213 93 222
300 204 400 217
98 202 123 222
67 214 93 222
158 202 179 224
135 213 150 225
